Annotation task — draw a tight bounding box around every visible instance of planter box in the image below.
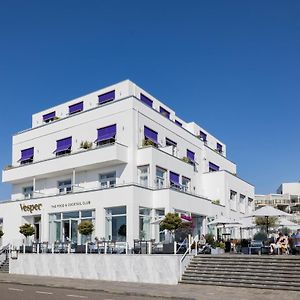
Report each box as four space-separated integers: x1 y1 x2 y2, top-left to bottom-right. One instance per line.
211 247 225 255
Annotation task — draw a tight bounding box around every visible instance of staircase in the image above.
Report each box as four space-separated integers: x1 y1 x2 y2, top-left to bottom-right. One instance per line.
180 255 300 291
0 257 9 273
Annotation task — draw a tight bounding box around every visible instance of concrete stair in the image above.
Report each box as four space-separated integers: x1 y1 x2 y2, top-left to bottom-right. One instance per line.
180 255 300 291
0 258 9 273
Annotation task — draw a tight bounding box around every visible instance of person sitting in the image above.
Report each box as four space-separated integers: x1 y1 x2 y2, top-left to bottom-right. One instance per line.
276 232 289 255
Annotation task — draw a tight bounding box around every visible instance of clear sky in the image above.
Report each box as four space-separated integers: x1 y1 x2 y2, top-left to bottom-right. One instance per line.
0 1 299 200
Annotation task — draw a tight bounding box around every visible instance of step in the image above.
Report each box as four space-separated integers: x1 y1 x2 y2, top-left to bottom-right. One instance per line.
181 275 300 287
184 269 300 279
182 273 300 284
189 261 300 268
186 265 300 273
179 279 300 291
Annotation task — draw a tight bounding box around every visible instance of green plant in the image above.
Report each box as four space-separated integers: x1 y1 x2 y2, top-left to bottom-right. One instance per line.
182 156 189 163
78 220 94 237
53 116 60 120
253 231 267 241
216 241 225 249
4 165 13 170
80 141 93 149
0 229 4 238
19 223 35 238
281 227 291 236
204 233 215 246
160 213 182 234
212 199 220 205
142 139 156 147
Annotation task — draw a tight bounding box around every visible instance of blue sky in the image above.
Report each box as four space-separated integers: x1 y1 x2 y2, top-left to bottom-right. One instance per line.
0 1 299 200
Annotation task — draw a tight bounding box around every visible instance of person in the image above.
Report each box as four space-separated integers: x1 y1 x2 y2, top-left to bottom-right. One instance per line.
270 232 280 254
198 234 206 247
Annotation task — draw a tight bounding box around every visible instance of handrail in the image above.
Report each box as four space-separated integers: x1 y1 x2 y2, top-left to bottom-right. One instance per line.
179 235 198 280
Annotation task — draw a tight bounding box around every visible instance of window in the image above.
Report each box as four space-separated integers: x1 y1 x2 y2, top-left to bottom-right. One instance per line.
170 171 180 189
230 190 237 210
166 138 177 156
95 124 116 146
54 137 72 156
139 207 151 240
58 179 72 194
99 171 116 189
159 107 170 119
140 94 153 107
19 147 34 165
182 177 191 192
105 206 126 241
144 126 158 146
69 102 83 115
209 162 219 172
98 90 115 105
199 131 207 142
156 167 166 189
216 143 223 154
43 111 56 123
23 186 33 199
138 166 149 187
186 149 195 164
239 194 246 213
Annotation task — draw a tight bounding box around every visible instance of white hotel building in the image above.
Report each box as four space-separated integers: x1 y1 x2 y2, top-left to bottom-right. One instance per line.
0 80 254 247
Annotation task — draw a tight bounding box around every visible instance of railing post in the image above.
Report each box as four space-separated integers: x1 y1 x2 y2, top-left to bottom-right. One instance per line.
23 244 25 254
68 243 71 254
37 243 40 254
174 241 177 254
52 244 54 254
85 242 88 254
125 242 128 254
149 241 152 255
104 241 107 254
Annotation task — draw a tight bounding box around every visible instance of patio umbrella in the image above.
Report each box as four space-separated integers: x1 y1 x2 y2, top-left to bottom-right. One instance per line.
244 206 291 236
207 216 241 238
278 218 300 229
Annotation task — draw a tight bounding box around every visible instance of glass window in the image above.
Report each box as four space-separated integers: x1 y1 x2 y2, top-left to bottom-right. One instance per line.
182 177 190 192
138 165 149 187
99 171 116 189
63 211 79 219
23 186 34 199
58 179 72 194
81 210 93 218
156 167 166 189
139 207 151 240
230 190 237 210
105 206 127 241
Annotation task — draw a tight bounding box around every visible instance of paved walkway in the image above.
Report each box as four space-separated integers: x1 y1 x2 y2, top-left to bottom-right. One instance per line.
0 273 299 300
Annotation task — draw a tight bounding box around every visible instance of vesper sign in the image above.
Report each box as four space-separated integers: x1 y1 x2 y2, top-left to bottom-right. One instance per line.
20 203 42 213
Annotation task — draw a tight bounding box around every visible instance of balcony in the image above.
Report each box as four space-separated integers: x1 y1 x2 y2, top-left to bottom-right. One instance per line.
2 142 128 183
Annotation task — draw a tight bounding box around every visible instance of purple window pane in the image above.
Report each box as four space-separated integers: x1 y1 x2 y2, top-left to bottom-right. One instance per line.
170 171 180 184
98 90 115 104
159 107 170 119
144 126 158 144
69 102 83 114
209 162 219 172
200 131 207 141
175 120 182 126
181 214 192 222
54 137 72 153
43 111 56 122
95 124 116 142
140 94 153 107
19 147 34 162
217 143 223 152
187 149 195 162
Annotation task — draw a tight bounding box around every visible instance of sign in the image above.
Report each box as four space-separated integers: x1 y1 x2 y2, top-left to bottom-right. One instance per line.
51 200 91 209
20 203 42 213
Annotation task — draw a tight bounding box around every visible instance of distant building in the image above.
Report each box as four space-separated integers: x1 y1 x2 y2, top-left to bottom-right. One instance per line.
255 182 300 218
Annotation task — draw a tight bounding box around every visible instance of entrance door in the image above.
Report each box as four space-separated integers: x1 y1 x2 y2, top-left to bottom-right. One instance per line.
63 220 70 242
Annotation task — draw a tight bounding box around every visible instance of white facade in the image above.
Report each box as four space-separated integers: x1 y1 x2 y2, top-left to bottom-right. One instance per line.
0 80 254 247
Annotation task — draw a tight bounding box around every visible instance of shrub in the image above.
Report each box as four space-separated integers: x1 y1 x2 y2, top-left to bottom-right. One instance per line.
80 141 92 149
254 231 267 241
142 139 156 147
19 224 35 238
78 220 94 237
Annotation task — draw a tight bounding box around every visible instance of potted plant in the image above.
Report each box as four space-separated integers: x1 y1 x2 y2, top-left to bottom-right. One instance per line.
77 220 94 253
80 141 92 150
142 139 156 147
182 156 190 163
19 223 35 251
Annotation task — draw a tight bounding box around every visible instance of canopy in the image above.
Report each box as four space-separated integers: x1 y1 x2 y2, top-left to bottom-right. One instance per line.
278 218 300 228
245 206 291 218
207 216 241 226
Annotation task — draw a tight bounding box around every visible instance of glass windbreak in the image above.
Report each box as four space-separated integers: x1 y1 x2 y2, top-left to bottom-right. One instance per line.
23 186 34 199
58 179 72 194
138 166 149 187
